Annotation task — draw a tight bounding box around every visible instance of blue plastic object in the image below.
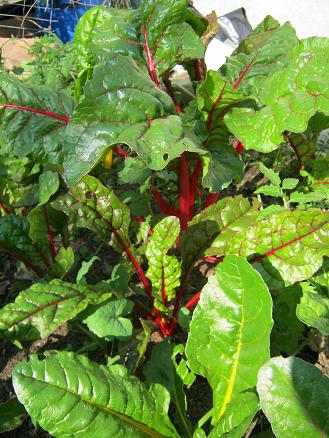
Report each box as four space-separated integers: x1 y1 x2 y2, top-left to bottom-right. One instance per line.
35 0 106 43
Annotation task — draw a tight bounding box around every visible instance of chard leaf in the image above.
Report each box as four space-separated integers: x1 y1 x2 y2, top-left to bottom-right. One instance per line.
75 7 143 69
38 170 59 205
0 398 25 433
12 351 178 437
139 0 204 75
62 56 204 186
182 195 260 272
0 215 48 277
0 279 112 341
208 392 259 438
0 73 72 165
83 298 134 340
146 216 181 310
225 38 329 152
208 210 329 285
48 247 75 279
221 19 299 97
296 282 329 335
143 340 193 437
257 356 329 438
197 71 245 191
52 175 131 254
186 256 273 424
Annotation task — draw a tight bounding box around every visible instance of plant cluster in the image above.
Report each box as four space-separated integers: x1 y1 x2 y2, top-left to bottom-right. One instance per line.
0 1 328 437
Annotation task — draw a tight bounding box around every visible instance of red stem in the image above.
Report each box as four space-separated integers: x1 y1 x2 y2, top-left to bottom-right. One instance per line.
43 206 57 261
204 192 220 209
189 159 202 219
113 145 128 160
142 25 161 89
233 140 245 155
284 133 303 171
161 266 168 307
0 103 69 125
0 200 10 215
151 183 178 216
179 154 190 231
184 290 202 310
232 54 257 89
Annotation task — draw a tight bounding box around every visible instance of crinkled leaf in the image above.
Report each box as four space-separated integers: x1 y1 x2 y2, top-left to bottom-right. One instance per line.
146 216 181 310
140 0 205 75
186 256 273 424
27 206 56 266
83 298 134 340
13 351 178 437
0 73 72 164
181 196 260 274
208 392 259 438
62 57 204 186
182 195 260 271
225 38 329 152
52 175 131 253
257 356 329 438
75 7 143 69
0 215 48 277
208 210 329 285
0 398 25 433
197 71 245 191
0 279 112 341
297 282 329 335
271 286 305 356
221 19 299 98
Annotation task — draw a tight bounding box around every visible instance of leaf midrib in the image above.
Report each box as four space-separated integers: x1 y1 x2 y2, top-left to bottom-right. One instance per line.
17 372 167 438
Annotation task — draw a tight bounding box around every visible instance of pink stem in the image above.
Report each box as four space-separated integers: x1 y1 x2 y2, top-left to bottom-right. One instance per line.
0 103 69 125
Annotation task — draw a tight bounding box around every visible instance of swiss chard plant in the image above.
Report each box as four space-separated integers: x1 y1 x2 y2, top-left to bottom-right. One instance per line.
0 1 328 437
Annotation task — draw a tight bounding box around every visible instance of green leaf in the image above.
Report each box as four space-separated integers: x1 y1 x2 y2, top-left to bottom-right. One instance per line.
290 188 329 204
83 298 134 340
186 256 273 424
13 351 178 437
140 0 205 75
257 163 281 186
281 178 299 190
208 392 259 438
0 279 112 341
75 7 143 69
185 195 260 267
256 204 284 221
77 255 100 284
118 157 152 185
62 56 204 186
143 340 193 438
257 356 329 438
221 19 299 98
0 73 72 165
271 286 305 356
197 71 245 191
0 215 48 277
254 184 282 197
38 170 59 205
208 210 329 285
52 175 131 253
146 216 181 310
0 398 25 433
296 282 329 335
225 38 329 152
48 247 75 279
